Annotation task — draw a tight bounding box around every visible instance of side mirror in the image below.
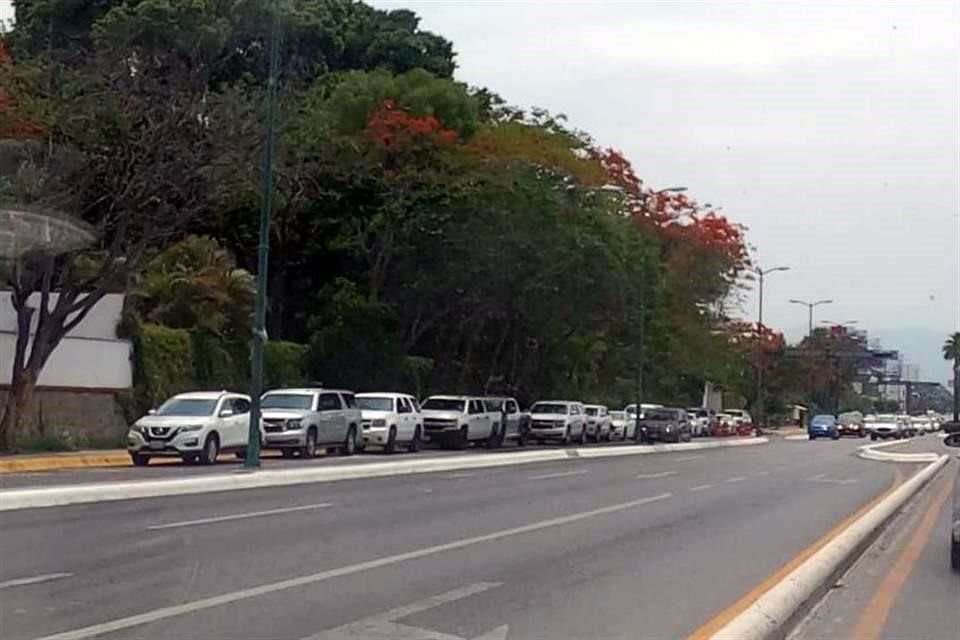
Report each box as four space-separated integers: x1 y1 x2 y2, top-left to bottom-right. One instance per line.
219 408 234 418
147 408 157 415
944 432 960 448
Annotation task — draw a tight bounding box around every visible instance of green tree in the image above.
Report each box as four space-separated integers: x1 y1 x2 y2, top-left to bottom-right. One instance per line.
130 236 254 340
944 331 960 422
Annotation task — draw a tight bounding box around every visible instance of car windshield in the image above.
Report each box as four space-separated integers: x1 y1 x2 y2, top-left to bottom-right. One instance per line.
261 393 314 410
421 398 466 412
155 398 217 417
811 415 835 425
645 409 677 420
585 407 599 416
356 397 394 411
610 411 626 420
531 403 568 414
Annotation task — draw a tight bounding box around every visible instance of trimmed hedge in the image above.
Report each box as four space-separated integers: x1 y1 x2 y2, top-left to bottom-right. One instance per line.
132 322 307 410
134 324 195 408
265 341 308 389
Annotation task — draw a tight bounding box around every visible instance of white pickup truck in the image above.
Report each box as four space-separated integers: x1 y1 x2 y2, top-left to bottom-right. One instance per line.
260 388 363 457
420 395 500 449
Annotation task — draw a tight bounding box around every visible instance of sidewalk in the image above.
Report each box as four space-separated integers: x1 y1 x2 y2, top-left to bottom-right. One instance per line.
0 449 151 473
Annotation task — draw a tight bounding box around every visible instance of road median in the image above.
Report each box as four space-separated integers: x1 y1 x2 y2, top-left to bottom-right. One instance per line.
703 448 948 640
0 436 768 511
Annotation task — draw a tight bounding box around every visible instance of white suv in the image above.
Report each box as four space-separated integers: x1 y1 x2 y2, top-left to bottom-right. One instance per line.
127 391 253 466
528 401 587 445
584 404 612 442
260 388 363 457
420 396 499 449
356 392 423 454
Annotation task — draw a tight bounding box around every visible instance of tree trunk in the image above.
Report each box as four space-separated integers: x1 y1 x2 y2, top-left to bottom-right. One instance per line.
953 362 959 423
0 365 37 452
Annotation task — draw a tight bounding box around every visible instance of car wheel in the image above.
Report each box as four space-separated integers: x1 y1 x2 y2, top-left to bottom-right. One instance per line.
182 454 198 464
951 537 960 572
384 426 398 455
408 426 421 453
832 434 840 440
131 453 150 466
301 428 318 458
859 431 866 438
809 434 816 440
579 427 587 445
518 429 528 447
198 433 220 465
281 448 296 458
340 427 357 456
562 427 571 446
870 433 877 441
452 426 469 450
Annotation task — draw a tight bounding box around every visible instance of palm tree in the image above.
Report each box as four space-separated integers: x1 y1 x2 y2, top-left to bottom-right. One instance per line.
944 332 960 422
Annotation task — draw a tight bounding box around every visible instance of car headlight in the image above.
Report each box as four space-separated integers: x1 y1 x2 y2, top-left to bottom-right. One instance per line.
285 419 302 431
180 425 204 433
665 424 673 432
372 419 387 427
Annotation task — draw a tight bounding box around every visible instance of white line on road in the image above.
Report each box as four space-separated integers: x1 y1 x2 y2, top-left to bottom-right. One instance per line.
635 471 678 479
447 473 477 479
0 572 74 590
35 493 671 640
674 455 703 461
304 582 502 640
688 484 714 492
146 503 334 531
528 469 590 480
725 476 747 483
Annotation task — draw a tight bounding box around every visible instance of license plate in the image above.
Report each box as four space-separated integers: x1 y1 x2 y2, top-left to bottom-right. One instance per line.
149 441 165 451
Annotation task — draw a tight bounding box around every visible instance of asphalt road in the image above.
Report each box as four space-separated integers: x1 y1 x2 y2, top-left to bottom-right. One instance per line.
793 441 959 640
0 437 919 640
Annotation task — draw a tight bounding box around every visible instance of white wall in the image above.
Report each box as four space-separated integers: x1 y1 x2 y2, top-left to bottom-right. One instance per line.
0 292 132 389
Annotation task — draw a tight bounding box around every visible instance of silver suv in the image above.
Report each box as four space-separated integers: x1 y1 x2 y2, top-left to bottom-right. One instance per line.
260 388 363 457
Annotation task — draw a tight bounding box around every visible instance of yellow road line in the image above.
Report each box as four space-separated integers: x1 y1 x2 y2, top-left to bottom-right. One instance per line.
687 467 905 640
0 453 171 473
847 472 953 640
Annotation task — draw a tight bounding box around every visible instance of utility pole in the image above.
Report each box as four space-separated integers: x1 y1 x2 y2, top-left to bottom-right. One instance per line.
245 3 281 469
754 266 789 430
632 187 685 442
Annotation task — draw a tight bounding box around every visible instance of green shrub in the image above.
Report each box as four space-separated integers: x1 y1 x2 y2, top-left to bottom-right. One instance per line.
15 434 74 453
193 330 247 390
265 341 308 389
134 323 195 408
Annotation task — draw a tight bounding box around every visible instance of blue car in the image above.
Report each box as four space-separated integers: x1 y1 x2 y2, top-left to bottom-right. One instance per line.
808 414 840 440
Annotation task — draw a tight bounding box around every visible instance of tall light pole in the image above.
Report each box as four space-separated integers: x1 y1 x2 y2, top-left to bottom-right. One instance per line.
789 298 834 337
633 186 686 441
245 3 281 469
755 266 790 430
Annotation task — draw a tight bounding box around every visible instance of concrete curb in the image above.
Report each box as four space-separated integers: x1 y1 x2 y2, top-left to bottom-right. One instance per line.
709 452 949 640
0 437 768 511
0 451 177 474
856 439 941 463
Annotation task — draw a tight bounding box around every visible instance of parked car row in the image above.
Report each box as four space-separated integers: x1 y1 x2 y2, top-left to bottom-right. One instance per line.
127 389 736 465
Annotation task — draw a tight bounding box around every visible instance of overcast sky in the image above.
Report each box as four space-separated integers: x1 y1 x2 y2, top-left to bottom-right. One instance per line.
369 0 959 382
2 1 957 381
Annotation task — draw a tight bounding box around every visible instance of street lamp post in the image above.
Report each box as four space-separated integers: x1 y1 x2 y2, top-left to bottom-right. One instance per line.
789 298 833 416
789 298 834 337
755 266 790 430
245 4 281 469
633 186 686 441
